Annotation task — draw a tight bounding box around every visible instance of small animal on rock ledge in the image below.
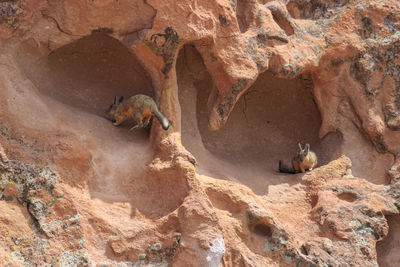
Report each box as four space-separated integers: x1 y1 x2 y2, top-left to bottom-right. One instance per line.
279 143 317 174
106 94 170 131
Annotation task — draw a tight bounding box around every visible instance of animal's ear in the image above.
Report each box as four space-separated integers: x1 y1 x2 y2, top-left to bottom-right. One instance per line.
306 144 310 153
298 143 302 151
119 96 124 103
113 96 117 104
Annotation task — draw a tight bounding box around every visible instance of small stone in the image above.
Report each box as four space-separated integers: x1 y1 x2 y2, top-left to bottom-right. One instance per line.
151 243 162 251
11 251 24 262
11 237 19 245
356 3 364 11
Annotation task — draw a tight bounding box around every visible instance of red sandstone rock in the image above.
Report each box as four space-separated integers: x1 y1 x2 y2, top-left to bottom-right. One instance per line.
0 0 400 266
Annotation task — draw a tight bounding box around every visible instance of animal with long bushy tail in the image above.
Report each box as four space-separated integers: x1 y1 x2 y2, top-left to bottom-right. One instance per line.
107 94 170 131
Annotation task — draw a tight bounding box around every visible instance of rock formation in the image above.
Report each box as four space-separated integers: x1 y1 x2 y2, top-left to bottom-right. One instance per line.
0 0 399 266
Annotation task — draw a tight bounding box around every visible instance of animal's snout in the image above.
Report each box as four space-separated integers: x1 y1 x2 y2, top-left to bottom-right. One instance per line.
103 113 116 123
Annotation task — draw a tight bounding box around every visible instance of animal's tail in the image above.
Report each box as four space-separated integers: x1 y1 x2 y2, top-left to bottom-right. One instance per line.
153 107 170 130
278 160 296 174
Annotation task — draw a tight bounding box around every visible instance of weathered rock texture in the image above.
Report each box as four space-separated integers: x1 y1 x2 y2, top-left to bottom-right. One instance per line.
0 0 400 266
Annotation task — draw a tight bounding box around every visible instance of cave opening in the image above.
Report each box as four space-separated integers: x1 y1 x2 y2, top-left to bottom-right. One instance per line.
178 45 342 194
17 33 155 132
376 215 400 267
13 33 189 218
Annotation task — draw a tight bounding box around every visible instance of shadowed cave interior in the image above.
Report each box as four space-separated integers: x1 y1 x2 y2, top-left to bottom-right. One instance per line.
178 45 343 194
376 215 400 267
16 33 189 219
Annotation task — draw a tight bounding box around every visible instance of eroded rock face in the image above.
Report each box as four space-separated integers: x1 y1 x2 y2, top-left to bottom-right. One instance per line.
0 0 400 266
